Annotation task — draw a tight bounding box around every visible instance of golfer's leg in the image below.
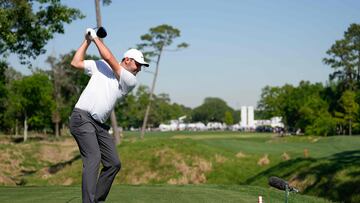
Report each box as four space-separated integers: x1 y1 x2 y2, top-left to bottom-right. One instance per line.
71 121 101 203
95 129 121 202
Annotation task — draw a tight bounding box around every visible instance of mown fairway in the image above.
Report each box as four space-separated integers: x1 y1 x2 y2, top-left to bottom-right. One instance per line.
0 132 359 202
0 184 328 203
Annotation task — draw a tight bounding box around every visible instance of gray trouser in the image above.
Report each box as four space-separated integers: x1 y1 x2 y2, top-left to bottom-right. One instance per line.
69 108 121 203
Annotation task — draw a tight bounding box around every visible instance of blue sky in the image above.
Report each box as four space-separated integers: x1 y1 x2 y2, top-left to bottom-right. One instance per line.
8 0 360 109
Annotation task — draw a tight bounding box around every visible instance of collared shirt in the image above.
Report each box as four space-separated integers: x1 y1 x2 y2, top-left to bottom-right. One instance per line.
75 60 137 123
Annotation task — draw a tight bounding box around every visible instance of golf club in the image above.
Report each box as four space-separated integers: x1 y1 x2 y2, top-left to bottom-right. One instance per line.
88 26 107 38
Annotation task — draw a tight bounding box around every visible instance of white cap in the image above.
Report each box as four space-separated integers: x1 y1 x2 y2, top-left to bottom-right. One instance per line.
123 49 149 67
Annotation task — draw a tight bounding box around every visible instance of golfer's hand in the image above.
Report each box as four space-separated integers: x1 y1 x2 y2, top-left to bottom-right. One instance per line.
85 28 97 41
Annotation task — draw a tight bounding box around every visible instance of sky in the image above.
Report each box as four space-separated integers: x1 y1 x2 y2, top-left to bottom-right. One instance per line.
8 0 360 109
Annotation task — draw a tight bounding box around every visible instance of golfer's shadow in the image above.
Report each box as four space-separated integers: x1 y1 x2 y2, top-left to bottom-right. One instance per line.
48 154 81 174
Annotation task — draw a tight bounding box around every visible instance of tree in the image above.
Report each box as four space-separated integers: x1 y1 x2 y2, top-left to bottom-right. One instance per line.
298 95 336 136
116 85 191 129
150 93 191 127
7 73 54 141
233 110 241 124
116 85 150 130
257 86 283 119
137 24 189 138
224 111 234 125
0 61 8 131
304 112 336 136
323 23 360 91
46 56 62 137
46 51 99 137
338 90 359 135
257 84 298 131
257 81 333 135
192 97 234 124
0 63 22 134
0 0 84 65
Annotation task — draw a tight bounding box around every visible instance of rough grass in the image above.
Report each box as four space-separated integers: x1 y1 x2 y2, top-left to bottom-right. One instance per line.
0 131 359 202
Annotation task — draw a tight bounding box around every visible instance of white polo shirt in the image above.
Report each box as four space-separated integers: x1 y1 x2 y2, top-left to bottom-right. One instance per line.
75 60 137 123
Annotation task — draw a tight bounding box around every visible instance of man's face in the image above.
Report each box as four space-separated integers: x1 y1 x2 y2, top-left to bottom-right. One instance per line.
125 58 142 75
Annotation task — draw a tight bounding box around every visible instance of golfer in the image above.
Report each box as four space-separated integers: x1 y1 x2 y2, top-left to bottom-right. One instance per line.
69 28 149 203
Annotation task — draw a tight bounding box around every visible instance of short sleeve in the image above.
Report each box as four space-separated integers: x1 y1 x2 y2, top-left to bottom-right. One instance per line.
83 60 98 76
119 68 137 94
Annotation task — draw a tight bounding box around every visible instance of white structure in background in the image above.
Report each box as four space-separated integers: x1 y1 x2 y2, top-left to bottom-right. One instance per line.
207 122 227 130
228 123 241 131
254 117 284 128
248 106 255 128
241 105 284 130
157 107 284 132
240 106 256 129
159 116 208 132
159 122 177 131
187 122 207 131
270 117 284 128
240 106 247 128
159 121 207 132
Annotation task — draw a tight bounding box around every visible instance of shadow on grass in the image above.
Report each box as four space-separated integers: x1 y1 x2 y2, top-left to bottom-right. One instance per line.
11 136 45 143
48 154 81 174
16 154 81 185
245 150 360 203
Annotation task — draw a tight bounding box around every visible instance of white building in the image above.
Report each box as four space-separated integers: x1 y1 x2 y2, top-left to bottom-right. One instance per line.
240 106 247 128
248 106 255 128
240 106 284 131
157 106 284 132
270 117 284 128
240 106 256 129
254 117 284 128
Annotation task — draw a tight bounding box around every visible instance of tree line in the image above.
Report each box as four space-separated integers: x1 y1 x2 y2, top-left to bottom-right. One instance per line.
2 1 360 138
1 0 240 139
257 24 360 136
0 54 240 137
2 23 360 137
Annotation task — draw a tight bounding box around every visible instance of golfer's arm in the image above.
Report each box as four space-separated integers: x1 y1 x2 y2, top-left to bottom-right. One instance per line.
93 38 121 79
71 40 91 69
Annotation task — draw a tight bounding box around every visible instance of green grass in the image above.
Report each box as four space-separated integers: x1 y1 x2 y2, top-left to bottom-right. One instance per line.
1 131 360 202
120 132 360 202
0 184 329 203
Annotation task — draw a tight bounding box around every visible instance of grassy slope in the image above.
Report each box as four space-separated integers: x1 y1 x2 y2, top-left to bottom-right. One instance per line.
1 131 359 202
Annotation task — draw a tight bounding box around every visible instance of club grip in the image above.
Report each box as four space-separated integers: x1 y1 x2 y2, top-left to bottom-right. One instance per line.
97 27 107 38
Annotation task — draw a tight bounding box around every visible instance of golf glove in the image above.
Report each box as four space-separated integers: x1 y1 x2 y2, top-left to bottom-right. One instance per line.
85 28 97 41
